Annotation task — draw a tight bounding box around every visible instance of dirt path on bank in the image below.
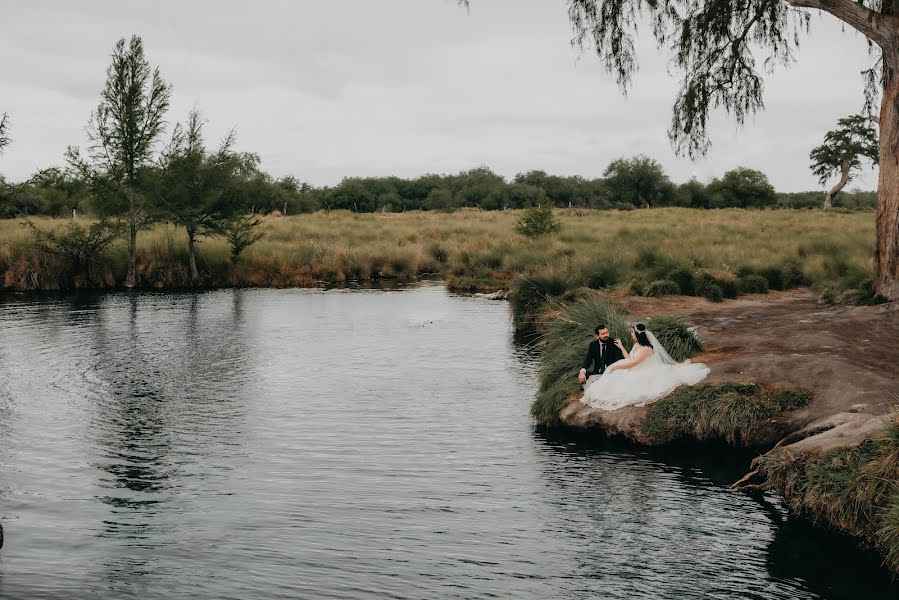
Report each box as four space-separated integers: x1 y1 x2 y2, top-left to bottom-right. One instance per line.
616 290 899 450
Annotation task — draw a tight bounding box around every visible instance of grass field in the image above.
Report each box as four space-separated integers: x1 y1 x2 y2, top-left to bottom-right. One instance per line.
0 208 876 299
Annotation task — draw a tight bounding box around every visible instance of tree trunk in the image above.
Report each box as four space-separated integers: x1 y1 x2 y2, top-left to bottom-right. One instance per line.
187 229 199 285
824 159 851 209
125 221 138 288
875 61 899 301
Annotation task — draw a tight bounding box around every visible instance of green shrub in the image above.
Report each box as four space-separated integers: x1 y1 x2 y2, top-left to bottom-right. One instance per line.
628 278 648 296
738 274 769 294
667 266 696 296
645 315 704 361
702 284 724 302
717 276 740 299
766 388 812 411
646 279 681 297
782 261 806 289
515 202 560 238
582 261 621 290
759 265 787 290
757 262 805 291
837 279 890 305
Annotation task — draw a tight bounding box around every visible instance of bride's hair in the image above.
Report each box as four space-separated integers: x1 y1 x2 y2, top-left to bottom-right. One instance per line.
633 323 653 347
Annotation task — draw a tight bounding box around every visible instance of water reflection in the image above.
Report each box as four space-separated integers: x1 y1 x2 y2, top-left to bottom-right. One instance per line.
533 431 899 598
0 285 896 600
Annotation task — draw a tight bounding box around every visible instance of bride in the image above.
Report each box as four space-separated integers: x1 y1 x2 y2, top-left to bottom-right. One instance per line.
582 323 709 411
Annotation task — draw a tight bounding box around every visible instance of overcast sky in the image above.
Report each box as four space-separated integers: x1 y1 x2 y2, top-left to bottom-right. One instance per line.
0 0 879 191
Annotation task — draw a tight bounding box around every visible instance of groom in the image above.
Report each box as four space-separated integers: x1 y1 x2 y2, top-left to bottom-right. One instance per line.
578 324 624 387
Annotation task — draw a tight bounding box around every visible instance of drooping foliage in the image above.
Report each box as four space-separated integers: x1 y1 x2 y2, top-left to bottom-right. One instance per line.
0 113 9 154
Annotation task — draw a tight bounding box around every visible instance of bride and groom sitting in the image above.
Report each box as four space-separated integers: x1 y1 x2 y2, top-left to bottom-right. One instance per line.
578 322 710 411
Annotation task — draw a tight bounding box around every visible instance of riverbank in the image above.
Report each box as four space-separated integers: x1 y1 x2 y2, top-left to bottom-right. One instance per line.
544 290 899 572
0 209 878 303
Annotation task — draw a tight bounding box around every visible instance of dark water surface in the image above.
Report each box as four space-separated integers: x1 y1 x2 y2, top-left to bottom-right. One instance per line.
0 284 895 599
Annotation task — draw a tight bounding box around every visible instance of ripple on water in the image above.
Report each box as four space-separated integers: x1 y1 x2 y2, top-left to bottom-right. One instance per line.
0 286 896 599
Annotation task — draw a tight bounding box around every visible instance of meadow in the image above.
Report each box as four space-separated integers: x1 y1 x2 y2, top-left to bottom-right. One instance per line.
0 208 876 304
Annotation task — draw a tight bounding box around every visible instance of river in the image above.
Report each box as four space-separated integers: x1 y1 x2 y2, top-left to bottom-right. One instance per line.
0 283 895 599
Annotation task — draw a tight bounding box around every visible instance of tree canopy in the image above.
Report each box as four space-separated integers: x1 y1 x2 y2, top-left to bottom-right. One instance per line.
810 114 879 208
67 35 172 287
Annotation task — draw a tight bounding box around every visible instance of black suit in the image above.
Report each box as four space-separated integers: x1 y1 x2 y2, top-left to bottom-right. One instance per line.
581 338 624 376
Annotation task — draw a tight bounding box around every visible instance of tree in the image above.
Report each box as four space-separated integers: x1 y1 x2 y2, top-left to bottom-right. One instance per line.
159 109 246 283
676 178 712 209
461 0 899 299
603 155 674 208
424 188 459 212
223 214 265 263
485 182 547 210
515 201 561 238
67 36 171 288
810 115 879 209
25 219 124 282
0 113 9 154
707 167 777 208
514 170 581 207
329 178 377 212
454 166 506 207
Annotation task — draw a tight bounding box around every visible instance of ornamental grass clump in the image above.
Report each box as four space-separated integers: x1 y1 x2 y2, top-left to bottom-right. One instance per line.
641 383 811 446
645 315 704 361
530 297 630 426
507 271 572 331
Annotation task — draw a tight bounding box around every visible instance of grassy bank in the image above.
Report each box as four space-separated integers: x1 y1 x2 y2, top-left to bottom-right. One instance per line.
530 294 706 426
0 208 877 299
528 293 808 438
758 414 899 573
641 383 811 446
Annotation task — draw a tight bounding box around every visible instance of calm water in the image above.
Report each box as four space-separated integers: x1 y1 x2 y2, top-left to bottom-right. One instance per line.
0 284 895 599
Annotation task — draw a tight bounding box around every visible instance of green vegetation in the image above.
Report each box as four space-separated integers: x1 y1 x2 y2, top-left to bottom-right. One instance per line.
66 35 172 288
0 208 882 298
529 296 707 426
531 296 630 427
515 201 560 239
644 315 704 361
758 414 899 573
640 384 811 446
810 114 879 210
3 159 880 219
531 0 899 299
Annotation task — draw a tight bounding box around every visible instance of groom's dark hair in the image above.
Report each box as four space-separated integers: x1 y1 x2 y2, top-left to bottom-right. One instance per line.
594 324 607 335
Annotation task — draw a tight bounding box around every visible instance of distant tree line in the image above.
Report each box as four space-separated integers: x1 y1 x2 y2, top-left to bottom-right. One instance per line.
0 156 877 220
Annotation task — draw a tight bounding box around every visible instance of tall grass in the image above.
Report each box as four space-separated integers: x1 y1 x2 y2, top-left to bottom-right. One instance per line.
529 295 708 426
0 208 877 297
640 383 811 446
758 413 899 574
531 296 631 426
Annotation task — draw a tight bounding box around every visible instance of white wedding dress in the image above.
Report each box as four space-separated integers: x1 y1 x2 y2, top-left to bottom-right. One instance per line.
582 331 710 411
